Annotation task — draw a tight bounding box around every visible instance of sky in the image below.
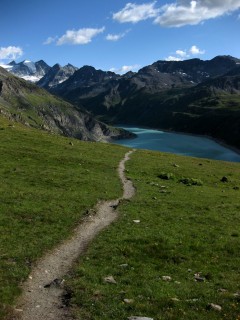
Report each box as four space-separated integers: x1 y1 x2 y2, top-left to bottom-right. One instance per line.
0 0 240 73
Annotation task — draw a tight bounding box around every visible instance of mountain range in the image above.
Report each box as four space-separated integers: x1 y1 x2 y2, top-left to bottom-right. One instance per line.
1 55 240 149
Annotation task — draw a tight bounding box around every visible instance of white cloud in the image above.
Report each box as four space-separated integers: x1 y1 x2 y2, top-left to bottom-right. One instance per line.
106 29 130 41
57 27 105 45
155 0 240 27
106 32 124 41
43 36 58 45
113 2 159 23
0 46 23 60
165 55 183 61
189 45 205 55
110 64 140 74
165 44 205 61
176 49 188 57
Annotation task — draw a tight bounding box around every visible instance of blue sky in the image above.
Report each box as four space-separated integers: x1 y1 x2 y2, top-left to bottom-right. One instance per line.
0 0 240 73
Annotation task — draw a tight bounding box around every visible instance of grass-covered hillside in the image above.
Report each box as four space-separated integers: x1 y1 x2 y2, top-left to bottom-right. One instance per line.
68 150 240 320
0 116 126 319
1 114 240 320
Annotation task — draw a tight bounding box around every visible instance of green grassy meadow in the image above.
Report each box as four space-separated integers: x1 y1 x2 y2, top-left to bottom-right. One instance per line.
0 115 240 320
0 117 126 319
68 150 240 319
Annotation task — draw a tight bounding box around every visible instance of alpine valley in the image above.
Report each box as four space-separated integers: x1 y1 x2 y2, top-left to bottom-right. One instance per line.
1 55 240 149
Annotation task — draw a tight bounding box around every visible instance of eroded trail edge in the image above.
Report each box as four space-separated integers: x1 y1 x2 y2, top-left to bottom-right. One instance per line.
14 149 135 320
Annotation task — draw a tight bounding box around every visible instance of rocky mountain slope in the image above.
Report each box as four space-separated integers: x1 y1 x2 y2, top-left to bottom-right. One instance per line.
0 67 133 141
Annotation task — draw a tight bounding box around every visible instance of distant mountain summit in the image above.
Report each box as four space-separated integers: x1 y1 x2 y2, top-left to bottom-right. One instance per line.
1 60 51 82
37 63 78 89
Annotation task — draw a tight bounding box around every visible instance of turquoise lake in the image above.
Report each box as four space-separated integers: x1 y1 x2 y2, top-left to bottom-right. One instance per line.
114 126 240 162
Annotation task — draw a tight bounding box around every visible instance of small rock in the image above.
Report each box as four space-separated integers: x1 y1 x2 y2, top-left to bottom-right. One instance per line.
133 220 140 223
128 317 154 320
171 298 180 302
28 275 33 280
218 288 227 293
36 305 41 308
221 176 228 182
103 276 117 284
119 264 128 268
162 276 172 281
194 273 205 282
44 278 65 288
124 298 134 304
15 309 23 312
69 142 73 146
233 292 240 297
173 164 179 167
207 303 222 311
186 298 199 302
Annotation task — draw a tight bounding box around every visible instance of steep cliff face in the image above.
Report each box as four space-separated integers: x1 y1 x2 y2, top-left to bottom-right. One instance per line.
0 67 134 141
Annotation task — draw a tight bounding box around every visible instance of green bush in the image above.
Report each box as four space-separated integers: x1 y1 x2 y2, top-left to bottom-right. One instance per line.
158 172 175 180
179 177 203 186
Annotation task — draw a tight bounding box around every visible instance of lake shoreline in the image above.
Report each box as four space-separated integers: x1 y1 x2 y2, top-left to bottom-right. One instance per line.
115 123 240 156
113 123 240 163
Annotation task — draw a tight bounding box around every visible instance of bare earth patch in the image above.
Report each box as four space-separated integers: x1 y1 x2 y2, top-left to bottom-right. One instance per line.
13 150 135 320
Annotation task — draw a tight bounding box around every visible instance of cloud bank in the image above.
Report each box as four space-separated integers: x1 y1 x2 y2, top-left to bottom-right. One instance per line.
0 46 23 60
57 27 105 45
113 1 240 27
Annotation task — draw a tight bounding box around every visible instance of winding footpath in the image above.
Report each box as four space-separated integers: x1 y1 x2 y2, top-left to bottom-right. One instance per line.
14 150 135 320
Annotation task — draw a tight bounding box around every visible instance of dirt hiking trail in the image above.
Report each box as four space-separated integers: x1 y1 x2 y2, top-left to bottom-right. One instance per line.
13 150 135 320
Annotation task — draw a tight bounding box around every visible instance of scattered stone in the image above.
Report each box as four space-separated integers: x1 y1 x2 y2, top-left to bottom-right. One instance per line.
218 288 228 293
28 275 33 280
133 220 140 223
103 276 117 284
152 197 157 200
233 292 240 297
119 264 129 268
188 269 192 272
124 298 134 304
173 164 179 167
128 317 154 320
162 276 172 281
199 163 203 166
221 176 228 182
194 273 205 282
69 142 73 146
186 298 199 302
44 278 65 288
207 303 222 311
36 305 41 308
15 309 23 312
171 298 180 302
